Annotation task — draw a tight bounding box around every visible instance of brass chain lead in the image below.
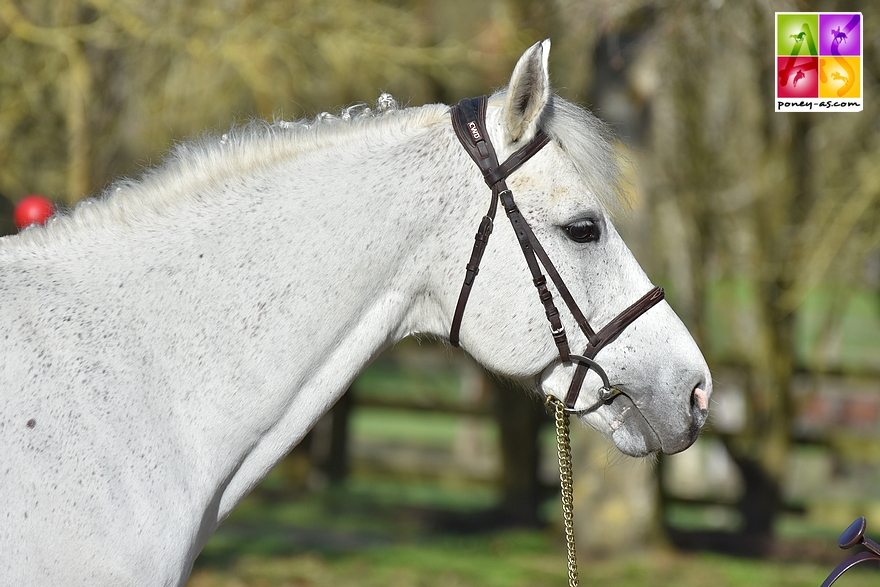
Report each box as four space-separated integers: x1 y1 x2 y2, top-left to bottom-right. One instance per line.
548 396 578 587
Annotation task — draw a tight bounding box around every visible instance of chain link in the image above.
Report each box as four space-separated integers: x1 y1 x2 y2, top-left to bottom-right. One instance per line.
548 396 578 587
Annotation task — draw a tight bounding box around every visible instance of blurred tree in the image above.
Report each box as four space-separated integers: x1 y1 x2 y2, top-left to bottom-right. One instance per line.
570 425 659 556
619 0 880 543
0 0 511 204
4 0 878 556
0 192 15 235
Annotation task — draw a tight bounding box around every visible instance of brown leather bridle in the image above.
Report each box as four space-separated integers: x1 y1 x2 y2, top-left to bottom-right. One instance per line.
448 96 665 412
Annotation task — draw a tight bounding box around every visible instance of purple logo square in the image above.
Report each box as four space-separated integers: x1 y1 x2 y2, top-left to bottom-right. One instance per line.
819 13 860 56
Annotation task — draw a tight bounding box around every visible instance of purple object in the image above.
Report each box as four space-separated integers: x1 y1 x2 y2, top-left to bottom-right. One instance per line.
819 13 860 56
821 517 880 587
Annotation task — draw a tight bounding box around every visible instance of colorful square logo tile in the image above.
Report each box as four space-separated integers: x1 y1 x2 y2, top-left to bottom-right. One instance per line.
778 57 818 98
820 56 860 98
819 13 860 57
776 12 863 112
777 13 819 56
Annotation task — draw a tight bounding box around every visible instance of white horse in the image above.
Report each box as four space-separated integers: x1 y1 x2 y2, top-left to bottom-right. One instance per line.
0 41 711 586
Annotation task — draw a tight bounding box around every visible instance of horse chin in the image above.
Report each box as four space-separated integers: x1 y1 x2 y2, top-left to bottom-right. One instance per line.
577 394 701 458
585 395 662 457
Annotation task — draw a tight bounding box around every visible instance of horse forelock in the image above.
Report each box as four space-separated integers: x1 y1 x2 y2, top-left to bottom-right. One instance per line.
544 98 629 216
488 90 628 216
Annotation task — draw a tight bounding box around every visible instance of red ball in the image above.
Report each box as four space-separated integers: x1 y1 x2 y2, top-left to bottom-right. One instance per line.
14 195 55 230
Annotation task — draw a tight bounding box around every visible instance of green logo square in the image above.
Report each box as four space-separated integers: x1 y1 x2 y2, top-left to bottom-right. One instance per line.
777 13 819 56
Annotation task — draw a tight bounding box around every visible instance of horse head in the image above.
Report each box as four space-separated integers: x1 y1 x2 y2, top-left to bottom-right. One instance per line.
445 41 711 457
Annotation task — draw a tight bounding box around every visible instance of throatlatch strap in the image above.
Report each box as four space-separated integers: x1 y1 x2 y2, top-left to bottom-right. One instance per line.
449 191 498 347
449 96 560 356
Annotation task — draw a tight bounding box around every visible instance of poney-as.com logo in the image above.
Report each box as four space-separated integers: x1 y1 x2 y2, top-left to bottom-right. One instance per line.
776 12 863 112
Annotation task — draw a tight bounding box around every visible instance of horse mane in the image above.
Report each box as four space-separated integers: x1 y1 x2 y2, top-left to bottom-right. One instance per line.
9 94 448 247
8 91 625 248
500 92 628 216
104 93 450 214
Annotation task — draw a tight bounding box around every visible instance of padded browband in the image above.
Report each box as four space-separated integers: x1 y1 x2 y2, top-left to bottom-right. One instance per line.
451 97 551 188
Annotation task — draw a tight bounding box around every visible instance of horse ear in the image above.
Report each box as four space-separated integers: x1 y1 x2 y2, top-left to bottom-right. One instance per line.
504 39 551 143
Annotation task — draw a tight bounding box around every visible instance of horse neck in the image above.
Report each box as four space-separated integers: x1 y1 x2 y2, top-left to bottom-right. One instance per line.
3 113 470 570
132 121 465 517
0 109 494 587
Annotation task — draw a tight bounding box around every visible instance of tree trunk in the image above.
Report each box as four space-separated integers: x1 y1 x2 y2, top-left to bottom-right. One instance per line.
493 379 544 527
571 426 658 556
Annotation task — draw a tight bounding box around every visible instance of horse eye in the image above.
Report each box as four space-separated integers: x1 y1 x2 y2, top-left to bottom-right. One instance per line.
565 219 601 243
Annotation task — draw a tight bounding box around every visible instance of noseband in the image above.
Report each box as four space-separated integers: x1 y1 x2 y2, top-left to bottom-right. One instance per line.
448 96 665 412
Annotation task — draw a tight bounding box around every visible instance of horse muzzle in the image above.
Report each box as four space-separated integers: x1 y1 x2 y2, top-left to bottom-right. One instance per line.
540 359 712 457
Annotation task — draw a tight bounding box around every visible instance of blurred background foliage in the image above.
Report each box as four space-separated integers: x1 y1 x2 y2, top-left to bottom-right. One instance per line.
3 0 880 584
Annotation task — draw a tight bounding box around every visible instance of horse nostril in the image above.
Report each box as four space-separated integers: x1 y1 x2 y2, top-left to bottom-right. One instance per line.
691 383 710 428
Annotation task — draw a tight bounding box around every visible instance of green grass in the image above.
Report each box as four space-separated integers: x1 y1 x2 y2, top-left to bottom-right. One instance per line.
191 532 880 587
191 530 564 587
192 477 880 587
195 477 503 567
